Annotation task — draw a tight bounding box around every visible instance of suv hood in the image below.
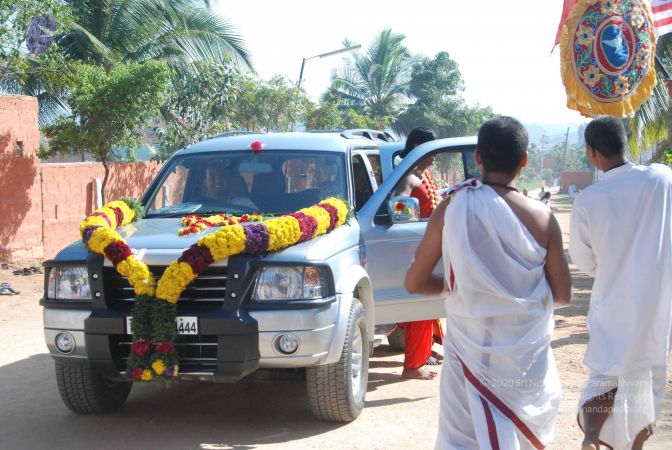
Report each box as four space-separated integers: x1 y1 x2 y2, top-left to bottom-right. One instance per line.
55 217 360 266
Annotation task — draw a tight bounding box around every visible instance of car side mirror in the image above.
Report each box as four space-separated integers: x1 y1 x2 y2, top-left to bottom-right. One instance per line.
388 196 420 224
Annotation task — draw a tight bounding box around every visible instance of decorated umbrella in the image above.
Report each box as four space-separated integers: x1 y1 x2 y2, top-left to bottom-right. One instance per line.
559 0 658 117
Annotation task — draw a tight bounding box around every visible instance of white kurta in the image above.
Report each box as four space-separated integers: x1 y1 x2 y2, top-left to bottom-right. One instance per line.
436 181 560 450
570 162 672 449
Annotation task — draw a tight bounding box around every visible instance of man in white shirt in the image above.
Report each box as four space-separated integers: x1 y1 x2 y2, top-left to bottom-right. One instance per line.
570 116 672 450
406 116 572 448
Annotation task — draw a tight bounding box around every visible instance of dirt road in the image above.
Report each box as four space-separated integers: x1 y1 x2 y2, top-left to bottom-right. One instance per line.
1 199 670 449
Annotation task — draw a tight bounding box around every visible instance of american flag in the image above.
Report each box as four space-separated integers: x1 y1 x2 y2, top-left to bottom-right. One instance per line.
652 0 672 37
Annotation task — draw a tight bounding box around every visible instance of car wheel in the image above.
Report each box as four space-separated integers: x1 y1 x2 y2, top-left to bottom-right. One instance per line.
55 362 132 414
306 298 368 422
387 326 406 351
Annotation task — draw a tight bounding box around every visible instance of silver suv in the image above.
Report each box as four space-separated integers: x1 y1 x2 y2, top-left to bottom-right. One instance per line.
42 130 477 422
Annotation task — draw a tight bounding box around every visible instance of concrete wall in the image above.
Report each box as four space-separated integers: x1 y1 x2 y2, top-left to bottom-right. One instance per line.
0 94 162 261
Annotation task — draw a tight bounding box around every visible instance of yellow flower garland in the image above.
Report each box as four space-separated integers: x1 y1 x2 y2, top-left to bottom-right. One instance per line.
79 197 350 380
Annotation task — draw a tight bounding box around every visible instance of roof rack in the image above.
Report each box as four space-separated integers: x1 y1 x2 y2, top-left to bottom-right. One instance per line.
339 129 397 142
208 130 259 140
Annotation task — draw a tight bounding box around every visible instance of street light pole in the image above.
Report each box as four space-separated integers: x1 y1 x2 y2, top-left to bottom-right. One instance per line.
297 44 361 88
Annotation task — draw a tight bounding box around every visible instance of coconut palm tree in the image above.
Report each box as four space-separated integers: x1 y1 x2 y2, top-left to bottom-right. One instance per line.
60 0 250 69
328 29 416 120
627 34 672 162
1 0 251 123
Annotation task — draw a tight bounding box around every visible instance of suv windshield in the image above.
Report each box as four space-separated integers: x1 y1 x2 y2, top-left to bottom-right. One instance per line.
145 151 347 217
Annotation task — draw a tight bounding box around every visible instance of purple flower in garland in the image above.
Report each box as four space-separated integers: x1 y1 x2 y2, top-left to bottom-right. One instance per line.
288 212 318 242
242 222 270 255
82 226 101 244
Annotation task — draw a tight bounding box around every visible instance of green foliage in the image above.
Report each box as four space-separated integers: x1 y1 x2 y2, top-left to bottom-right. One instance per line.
230 75 308 133
2 0 251 124
395 52 492 137
516 177 544 193
122 197 145 222
407 52 464 104
541 168 555 184
60 0 250 69
525 143 542 178
329 29 416 121
564 147 592 171
130 295 154 341
42 61 170 201
304 99 391 131
155 73 309 159
304 101 342 130
157 61 240 156
0 1 76 122
151 300 177 343
251 76 308 132
396 98 492 138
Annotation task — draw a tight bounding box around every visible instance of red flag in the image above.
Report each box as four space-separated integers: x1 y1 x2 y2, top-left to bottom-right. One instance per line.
554 0 579 48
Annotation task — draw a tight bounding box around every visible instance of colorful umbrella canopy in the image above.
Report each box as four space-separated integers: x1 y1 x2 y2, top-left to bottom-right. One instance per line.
560 0 658 117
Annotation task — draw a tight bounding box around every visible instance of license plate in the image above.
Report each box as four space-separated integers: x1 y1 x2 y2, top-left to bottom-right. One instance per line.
126 316 198 335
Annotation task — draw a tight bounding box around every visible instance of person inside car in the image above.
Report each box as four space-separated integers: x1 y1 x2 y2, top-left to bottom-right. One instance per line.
199 161 258 211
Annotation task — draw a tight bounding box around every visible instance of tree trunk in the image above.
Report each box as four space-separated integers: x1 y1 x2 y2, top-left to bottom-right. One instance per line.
101 159 110 205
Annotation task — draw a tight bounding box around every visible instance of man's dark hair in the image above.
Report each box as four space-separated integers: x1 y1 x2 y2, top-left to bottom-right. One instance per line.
584 116 627 158
399 127 437 158
477 116 528 174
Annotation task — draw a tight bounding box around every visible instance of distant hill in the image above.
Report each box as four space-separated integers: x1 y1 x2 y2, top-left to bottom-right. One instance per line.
524 121 588 153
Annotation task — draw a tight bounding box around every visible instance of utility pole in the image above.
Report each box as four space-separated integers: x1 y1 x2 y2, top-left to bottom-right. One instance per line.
562 127 570 172
560 127 570 191
540 132 546 178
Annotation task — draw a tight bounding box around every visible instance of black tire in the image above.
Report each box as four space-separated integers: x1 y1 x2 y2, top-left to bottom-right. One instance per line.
55 362 132 414
387 326 406 351
306 299 369 422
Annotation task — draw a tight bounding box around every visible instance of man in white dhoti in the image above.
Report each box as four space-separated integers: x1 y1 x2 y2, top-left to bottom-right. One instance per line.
569 116 672 450
405 116 572 449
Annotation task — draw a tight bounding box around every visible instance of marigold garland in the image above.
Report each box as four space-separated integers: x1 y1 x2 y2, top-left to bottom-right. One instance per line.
421 170 441 211
79 197 349 382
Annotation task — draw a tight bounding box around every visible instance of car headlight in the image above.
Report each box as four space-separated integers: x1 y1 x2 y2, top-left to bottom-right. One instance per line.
252 266 328 301
47 266 92 301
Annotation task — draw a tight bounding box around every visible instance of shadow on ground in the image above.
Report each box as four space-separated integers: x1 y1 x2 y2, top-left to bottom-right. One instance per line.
0 353 364 450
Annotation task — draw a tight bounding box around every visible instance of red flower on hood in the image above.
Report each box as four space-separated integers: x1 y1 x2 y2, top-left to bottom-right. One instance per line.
250 140 264 154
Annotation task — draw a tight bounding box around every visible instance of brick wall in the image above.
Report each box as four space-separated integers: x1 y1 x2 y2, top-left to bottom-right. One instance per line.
0 96 43 260
40 162 161 259
0 94 163 261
